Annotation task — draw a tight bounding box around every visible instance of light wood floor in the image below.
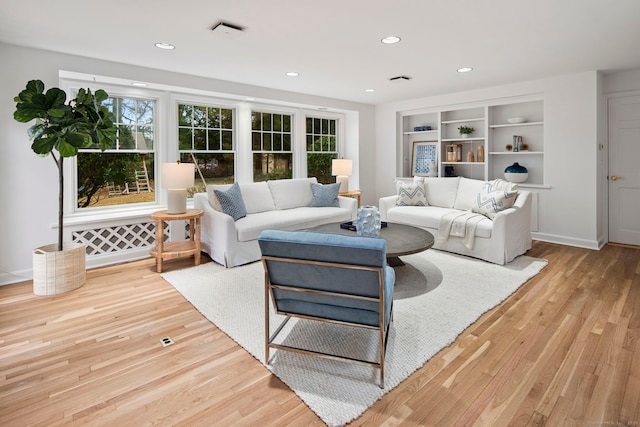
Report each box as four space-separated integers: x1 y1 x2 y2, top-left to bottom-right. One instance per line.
1 241 638 426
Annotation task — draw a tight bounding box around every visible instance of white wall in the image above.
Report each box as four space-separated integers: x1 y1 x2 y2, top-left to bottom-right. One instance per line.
0 43 375 284
375 71 603 249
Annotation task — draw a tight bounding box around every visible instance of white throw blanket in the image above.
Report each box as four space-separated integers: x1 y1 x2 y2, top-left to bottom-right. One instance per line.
438 211 486 249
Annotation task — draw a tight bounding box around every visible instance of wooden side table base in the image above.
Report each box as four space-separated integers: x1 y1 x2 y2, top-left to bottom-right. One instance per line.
150 209 203 273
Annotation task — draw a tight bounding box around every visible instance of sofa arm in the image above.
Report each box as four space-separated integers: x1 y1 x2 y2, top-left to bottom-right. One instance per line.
492 190 532 260
193 193 238 258
338 196 358 220
378 195 398 221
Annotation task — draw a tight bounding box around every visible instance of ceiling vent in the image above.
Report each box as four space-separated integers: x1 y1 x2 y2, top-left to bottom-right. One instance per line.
389 75 412 82
211 21 245 39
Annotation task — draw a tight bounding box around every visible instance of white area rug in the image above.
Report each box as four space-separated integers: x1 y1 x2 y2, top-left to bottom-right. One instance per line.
161 250 547 426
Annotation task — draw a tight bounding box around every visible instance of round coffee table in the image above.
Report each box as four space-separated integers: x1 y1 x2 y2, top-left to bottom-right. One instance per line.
309 222 434 266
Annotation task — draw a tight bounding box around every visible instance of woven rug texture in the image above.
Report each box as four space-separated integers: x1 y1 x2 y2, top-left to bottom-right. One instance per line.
161 249 547 426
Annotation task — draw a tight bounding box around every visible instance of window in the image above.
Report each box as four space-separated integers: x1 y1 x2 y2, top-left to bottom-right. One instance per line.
251 111 292 181
306 116 338 184
178 104 235 192
77 96 155 208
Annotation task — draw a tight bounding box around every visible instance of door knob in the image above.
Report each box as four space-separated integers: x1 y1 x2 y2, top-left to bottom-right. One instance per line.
610 175 619 181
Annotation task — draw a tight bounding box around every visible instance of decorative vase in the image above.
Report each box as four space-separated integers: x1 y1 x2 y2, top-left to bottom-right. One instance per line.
356 205 381 237
32 241 86 296
460 133 469 138
467 151 475 162
504 162 529 183
477 145 485 162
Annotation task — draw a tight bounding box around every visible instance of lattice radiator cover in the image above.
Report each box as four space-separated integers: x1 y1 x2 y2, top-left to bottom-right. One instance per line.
72 221 189 256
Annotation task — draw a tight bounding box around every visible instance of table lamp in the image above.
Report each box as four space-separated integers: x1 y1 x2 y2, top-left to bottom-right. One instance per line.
332 158 352 193
162 161 195 214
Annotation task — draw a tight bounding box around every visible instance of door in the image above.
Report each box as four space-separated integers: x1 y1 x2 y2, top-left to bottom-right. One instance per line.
608 95 640 246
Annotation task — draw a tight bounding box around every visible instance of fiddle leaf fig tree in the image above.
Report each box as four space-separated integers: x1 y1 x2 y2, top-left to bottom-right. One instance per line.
13 80 117 251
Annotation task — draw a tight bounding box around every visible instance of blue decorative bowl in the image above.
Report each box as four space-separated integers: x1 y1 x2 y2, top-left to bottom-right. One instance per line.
504 162 528 183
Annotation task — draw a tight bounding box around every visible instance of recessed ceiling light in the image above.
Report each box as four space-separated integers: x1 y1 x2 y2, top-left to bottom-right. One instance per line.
457 67 474 73
131 82 148 87
364 88 376 92
381 36 401 44
154 42 175 50
285 72 300 77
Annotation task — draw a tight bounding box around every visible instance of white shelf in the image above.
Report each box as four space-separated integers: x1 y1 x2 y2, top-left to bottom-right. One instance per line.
489 151 543 155
441 162 485 165
402 130 438 135
441 117 484 125
489 121 543 129
442 138 485 142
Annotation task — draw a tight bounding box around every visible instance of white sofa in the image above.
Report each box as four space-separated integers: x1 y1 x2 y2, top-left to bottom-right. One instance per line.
379 177 532 265
193 177 357 267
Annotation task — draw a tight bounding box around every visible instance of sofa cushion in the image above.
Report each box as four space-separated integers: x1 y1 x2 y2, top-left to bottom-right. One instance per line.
235 206 352 241
239 182 275 214
386 206 493 238
472 184 518 220
214 183 247 221
396 182 427 206
454 177 486 211
268 178 317 210
310 182 341 207
424 177 460 208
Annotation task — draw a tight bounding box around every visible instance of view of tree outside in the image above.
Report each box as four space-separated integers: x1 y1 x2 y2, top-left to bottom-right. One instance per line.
306 116 338 183
251 111 293 181
178 104 235 194
77 97 155 208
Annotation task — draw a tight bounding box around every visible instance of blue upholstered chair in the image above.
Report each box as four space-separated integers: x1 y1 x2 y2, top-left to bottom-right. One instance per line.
258 229 395 388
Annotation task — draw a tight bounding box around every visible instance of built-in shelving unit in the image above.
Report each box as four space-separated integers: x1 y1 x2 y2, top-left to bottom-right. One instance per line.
398 98 545 187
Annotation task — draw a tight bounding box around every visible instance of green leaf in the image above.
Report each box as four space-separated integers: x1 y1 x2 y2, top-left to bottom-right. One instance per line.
27 122 46 140
66 132 91 148
94 89 108 103
31 136 56 155
45 88 67 109
47 108 66 118
58 139 78 157
26 80 45 94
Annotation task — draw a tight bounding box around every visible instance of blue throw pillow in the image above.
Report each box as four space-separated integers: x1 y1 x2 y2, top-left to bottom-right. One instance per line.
214 183 247 221
310 182 341 207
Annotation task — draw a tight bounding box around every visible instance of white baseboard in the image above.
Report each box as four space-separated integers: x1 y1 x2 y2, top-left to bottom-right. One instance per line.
532 232 600 250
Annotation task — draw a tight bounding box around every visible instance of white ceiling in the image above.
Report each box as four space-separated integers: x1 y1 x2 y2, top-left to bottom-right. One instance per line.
2 0 640 104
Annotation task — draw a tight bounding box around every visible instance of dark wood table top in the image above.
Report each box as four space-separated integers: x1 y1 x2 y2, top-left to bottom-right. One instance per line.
309 222 434 260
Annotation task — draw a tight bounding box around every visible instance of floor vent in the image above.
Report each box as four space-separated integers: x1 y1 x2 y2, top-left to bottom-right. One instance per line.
160 337 174 347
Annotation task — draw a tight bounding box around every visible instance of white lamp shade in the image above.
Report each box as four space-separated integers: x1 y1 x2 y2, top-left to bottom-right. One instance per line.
162 162 195 189
331 159 352 176
162 162 195 214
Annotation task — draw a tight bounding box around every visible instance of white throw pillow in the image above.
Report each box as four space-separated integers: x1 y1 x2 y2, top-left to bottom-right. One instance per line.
424 177 460 208
454 177 486 211
239 182 275 214
396 182 427 206
472 183 518 219
268 178 317 210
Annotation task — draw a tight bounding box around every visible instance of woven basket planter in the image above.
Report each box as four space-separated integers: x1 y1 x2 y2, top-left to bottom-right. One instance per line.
32 242 86 296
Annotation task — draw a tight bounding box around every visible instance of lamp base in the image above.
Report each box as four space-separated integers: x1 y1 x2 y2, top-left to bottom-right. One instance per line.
167 189 187 214
337 175 349 193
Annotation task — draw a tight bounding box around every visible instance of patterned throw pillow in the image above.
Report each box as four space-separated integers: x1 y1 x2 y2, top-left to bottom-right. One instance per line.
396 182 427 206
214 182 247 221
310 182 341 207
472 182 518 219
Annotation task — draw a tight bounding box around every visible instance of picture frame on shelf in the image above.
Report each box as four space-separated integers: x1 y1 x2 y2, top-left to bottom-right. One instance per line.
411 140 437 177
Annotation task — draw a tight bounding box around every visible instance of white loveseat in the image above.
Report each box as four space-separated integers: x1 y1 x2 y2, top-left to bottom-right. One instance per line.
379 177 532 265
193 177 357 267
